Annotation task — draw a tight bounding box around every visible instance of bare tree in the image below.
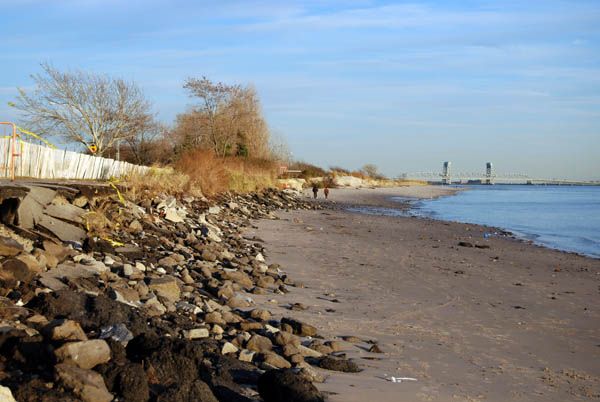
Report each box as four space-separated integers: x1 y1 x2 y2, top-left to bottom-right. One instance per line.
12 63 155 157
118 122 172 165
182 77 240 156
179 77 270 158
269 130 291 163
361 164 380 178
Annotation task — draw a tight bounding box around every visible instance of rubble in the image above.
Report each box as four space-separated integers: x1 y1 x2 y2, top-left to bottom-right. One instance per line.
0 184 362 400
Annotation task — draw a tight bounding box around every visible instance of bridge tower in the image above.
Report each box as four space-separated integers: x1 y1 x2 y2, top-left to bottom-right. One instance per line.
442 161 451 185
485 162 494 185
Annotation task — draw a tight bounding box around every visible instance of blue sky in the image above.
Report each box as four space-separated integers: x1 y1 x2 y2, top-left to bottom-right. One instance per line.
1 0 599 179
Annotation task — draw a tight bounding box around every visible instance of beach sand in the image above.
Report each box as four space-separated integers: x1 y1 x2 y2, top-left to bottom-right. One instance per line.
246 186 600 401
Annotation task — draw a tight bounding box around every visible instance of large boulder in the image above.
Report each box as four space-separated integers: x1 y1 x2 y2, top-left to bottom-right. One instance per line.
258 369 324 402
281 317 317 337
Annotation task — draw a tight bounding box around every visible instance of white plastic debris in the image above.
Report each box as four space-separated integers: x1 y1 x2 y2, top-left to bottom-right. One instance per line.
389 377 417 383
381 374 418 383
100 323 134 345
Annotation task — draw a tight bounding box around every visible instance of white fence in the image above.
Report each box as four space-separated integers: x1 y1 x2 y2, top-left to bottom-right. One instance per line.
0 138 148 180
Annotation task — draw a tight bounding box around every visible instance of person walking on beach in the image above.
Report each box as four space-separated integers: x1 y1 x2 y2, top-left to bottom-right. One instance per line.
312 184 319 199
324 186 330 200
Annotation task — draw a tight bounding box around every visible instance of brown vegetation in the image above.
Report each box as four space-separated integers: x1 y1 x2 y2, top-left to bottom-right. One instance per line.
173 77 270 159
123 167 194 201
290 162 328 179
176 149 277 196
13 66 408 195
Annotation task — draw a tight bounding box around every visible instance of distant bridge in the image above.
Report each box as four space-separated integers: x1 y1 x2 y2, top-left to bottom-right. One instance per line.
402 162 598 186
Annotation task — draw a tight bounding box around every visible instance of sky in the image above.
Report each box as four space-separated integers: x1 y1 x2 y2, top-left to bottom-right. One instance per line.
1 0 599 180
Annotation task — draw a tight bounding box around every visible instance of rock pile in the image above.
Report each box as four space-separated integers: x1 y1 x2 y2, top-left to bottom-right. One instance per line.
0 184 360 401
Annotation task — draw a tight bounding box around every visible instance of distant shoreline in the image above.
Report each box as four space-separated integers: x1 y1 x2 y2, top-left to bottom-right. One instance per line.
315 185 599 260
303 185 462 210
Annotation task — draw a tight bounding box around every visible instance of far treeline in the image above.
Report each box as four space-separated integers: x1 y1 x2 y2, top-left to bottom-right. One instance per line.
11 63 386 194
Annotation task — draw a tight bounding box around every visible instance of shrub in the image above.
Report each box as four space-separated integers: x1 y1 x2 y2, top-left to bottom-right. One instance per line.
290 161 327 179
329 166 350 175
176 149 277 195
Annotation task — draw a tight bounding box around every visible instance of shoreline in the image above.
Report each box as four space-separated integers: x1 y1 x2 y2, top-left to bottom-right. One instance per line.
251 186 600 401
321 186 599 261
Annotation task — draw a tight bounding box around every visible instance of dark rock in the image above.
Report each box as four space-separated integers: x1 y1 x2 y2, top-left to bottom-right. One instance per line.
319 356 361 372
27 291 149 336
368 344 383 353
281 317 317 337
157 380 218 402
258 369 324 402
100 363 149 402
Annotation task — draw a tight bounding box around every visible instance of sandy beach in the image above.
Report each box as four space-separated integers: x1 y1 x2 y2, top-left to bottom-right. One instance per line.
247 186 600 401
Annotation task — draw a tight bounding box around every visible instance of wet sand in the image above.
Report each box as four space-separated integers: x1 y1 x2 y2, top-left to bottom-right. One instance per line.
248 186 600 401
303 185 460 208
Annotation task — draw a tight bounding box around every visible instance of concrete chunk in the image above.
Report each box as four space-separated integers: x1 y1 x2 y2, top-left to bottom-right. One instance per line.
24 185 56 206
17 195 44 229
38 214 86 243
45 203 86 224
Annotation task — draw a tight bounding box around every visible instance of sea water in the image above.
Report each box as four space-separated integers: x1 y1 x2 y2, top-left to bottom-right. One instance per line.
407 185 600 258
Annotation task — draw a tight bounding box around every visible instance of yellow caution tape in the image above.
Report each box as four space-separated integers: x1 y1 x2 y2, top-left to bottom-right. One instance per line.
101 237 124 247
15 126 56 149
108 178 126 206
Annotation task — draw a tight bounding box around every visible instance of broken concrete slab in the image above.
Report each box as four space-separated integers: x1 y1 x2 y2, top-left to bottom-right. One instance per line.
44 203 86 224
37 215 86 244
23 185 56 206
38 262 99 291
17 195 44 229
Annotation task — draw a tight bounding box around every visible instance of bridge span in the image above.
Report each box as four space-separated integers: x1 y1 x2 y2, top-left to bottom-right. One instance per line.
403 162 598 186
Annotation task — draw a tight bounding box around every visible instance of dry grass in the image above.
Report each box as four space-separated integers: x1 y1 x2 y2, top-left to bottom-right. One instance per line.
176 149 277 195
122 166 195 201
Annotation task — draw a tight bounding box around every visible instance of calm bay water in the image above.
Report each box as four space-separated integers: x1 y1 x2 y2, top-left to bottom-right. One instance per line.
407 185 600 258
